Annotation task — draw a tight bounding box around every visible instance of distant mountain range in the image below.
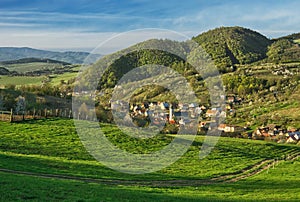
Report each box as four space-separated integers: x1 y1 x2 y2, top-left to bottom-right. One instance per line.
0 47 101 64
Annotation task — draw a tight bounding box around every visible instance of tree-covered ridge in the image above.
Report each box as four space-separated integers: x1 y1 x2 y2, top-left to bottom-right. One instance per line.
277 32 300 41
77 26 300 106
267 39 300 63
79 39 195 90
193 26 272 71
99 49 186 89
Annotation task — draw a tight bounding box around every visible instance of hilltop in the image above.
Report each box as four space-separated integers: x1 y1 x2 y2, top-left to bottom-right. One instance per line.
192 26 272 71
81 26 300 93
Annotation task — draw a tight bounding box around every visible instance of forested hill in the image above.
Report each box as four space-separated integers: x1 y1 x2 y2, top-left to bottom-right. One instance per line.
192 26 272 70
0 47 101 64
192 26 300 67
79 26 300 92
267 33 300 63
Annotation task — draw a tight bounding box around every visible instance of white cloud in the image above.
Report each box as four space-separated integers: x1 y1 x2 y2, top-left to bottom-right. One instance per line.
1 1 300 51
0 22 41 27
0 29 192 54
0 31 116 52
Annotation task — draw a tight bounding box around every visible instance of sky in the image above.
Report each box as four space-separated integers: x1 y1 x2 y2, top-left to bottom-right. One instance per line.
1 0 300 54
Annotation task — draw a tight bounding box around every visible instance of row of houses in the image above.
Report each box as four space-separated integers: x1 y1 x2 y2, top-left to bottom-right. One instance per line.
128 101 204 124
111 99 300 144
253 125 300 143
111 93 242 128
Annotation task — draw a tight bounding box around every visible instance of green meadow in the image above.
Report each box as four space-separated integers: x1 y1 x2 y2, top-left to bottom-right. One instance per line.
0 76 45 86
0 118 299 201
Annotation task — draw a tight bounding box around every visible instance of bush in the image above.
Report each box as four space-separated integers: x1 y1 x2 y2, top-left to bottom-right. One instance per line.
161 123 179 134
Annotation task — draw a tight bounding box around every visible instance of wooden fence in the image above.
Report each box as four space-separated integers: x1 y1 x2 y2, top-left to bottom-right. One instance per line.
0 110 13 122
0 108 98 122
0 108 72 122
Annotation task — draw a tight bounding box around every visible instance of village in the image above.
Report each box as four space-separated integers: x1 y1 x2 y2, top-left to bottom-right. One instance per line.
118 94 300 144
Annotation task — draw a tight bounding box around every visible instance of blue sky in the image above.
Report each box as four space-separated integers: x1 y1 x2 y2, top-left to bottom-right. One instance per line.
1 0 300 53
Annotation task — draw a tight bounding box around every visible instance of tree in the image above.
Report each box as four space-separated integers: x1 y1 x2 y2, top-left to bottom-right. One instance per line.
3 94 16 110
237 85 246 97
15 95 26 114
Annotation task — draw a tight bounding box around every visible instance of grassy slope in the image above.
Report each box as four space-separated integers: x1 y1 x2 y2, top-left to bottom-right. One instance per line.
49 72 78 85
0 71 78 87
0 76 45 86
0 158 299 201
0 118 299 201
3 62 64 73
0 118 299 181
294 39 300 44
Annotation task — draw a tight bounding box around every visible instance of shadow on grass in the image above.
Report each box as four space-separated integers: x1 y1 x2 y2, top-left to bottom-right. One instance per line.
0 171 284 202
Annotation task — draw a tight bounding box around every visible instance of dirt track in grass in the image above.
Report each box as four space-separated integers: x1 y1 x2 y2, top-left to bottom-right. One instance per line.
0 152 299 187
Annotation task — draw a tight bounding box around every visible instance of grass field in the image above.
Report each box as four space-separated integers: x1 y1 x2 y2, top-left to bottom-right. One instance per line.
0 75 45 86
0 72 78 87
293 39 300 44
3 62 64 73
0 159 299 201
49 72 78 85
0 118 299 201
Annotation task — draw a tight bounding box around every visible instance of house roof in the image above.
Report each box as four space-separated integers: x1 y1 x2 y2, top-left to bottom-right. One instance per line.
206 109 217 114
288 135 299 141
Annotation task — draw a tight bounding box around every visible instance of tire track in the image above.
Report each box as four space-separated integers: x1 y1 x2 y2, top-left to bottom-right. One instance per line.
0 153 299 187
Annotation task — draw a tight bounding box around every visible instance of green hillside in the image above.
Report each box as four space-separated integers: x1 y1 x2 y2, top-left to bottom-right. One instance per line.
0 76 45 86
80 39 191 90
277 32 300 41
2 62 65 74
192 26 272 71
267 39 300 63
0 119 299 201
82 27 275 93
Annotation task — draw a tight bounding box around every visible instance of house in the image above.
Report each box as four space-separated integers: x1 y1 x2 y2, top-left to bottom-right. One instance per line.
227 96 235 103
220 111 227 118
218 124 244 133
286 134 300 143
218 124 236 133
149 102 158 109
206 109 219 117
287 130 300 137
253 127 270 137
267 124 281 132
159 102 169 110
199 122 210 130
189 103 197 108
200 105 207 110
254 125 283 138
178 103 189 111
194 106 202 115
